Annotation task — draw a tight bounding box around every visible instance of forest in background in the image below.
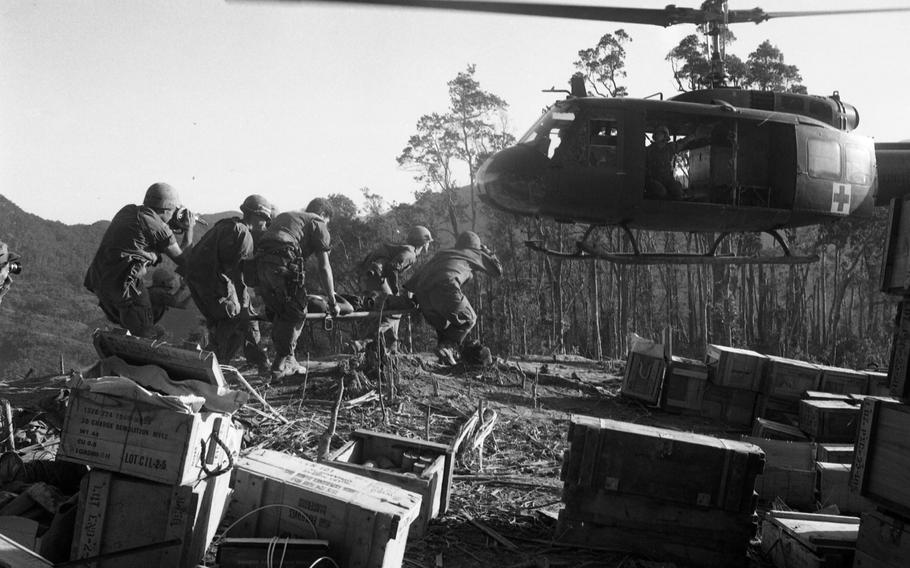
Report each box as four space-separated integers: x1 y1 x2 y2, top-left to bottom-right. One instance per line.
0 22 898 378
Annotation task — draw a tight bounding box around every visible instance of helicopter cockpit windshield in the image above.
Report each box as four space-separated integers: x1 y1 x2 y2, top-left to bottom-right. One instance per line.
518 108 577 160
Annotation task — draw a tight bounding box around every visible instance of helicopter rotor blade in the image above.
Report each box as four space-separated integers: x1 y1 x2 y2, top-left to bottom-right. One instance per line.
761 6 910 22
251 0 708 27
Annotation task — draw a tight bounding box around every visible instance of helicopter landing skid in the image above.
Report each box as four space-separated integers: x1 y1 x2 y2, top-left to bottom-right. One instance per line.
524 240 819 265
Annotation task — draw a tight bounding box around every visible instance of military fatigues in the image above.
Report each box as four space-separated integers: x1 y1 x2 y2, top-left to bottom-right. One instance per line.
185 217 269 367
84 205 177 337
404 247 502 348
357 243 419 350
256 211 331 369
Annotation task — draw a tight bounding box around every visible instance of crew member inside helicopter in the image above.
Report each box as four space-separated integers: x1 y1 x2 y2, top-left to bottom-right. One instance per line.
645 124 711 200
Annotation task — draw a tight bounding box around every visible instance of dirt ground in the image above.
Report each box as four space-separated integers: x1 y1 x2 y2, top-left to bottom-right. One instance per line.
228 352 770 568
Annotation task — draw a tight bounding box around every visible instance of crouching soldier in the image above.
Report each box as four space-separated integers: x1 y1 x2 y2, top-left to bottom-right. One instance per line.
404 231 501 366
354 225 433 353
84 182 194 337
185 195 273 373
256 198 339 382
0 240 21 309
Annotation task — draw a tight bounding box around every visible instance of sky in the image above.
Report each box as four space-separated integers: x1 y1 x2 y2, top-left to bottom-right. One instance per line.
1 0 909 225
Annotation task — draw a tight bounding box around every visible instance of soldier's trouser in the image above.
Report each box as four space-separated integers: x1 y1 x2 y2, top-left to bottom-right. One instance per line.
96 286 156 339
417 283 476 347
187 278 248 365
257 256 308 361
243 321 269 367
358 291 402 349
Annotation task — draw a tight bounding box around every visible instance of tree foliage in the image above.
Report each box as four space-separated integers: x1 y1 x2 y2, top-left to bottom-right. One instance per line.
574 29 631 97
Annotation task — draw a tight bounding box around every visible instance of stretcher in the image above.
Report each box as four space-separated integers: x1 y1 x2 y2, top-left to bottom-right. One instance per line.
254 309 418 330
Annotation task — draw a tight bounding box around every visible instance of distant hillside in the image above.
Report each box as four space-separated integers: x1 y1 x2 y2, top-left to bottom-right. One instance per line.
0 195 235 379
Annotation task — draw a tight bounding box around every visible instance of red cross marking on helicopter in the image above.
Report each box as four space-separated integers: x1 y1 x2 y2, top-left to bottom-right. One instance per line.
831 183 851 214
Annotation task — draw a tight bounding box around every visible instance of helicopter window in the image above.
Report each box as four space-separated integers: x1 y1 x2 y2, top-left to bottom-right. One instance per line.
518 109 576 159
588 120 619 167
808 138 841 179
846 144 873 185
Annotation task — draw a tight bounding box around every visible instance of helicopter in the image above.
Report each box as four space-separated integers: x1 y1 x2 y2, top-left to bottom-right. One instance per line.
249 0 910 265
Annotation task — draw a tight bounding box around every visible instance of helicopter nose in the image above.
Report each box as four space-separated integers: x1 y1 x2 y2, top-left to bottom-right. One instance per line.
476 145 549 217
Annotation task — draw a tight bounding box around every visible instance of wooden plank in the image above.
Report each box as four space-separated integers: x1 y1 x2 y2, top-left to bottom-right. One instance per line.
0 533 53 568
850 398 910 517
855 510 910 567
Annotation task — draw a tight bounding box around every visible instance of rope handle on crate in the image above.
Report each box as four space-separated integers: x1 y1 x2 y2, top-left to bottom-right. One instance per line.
200 431 234 477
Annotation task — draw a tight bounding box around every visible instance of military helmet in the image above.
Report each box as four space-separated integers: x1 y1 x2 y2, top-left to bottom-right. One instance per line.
143 182 180 211
0 240 20 266
654 125 671 139
240 194 273 219
455 231 482 250
151 268 180 291
406 225 433 248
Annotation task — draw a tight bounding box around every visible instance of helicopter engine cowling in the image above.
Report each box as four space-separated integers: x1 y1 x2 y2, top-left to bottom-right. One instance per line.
670 89 859 131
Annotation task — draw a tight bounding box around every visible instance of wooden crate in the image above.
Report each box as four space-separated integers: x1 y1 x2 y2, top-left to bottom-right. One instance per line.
817 444 854 464
763 356 821 400
621 350 666 405
661 356 708 412
70 469 232 568
816 366 869 395
854 510 910 568
59 389 243 485
816 462 875 514
864 372 891 397
217 539 330 568
0 533 52 568
556 510 750 568
701 384 757 428
752 417 808 441
850 398 910 517
742 436 816 508
880 195 910 296
888 300 910 398
564 415 764 512
325 429 452 538
760 511 858 568
228 449 421 568
705 344 766 391
755 394 801 424
804 390 854 402
798 400 860 443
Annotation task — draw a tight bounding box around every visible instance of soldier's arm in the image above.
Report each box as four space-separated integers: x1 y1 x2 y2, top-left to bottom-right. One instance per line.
315 251 340 316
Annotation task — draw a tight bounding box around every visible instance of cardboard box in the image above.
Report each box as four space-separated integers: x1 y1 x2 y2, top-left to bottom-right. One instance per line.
565 415 764 512
228 449 421 568
855 510 910 568
798 400 860 443
621 350 666 405
816 366 869 395
325 429 452 538
816 444 854 464
59 389 242 485
701 384 757 428
70 469 232 568
760 511 858 568
661 356 708 412
705 344 766 391
850 398 910 517
742 436 816 508
816 462 875 514
763 356 821 400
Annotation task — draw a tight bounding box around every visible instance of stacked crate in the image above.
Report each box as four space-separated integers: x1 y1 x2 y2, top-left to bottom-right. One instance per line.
660 356 709 413
59 331 243 568
558 415 764 567
702 344 766 428
850 398 910 566
620 342 667 405
756 355 821 424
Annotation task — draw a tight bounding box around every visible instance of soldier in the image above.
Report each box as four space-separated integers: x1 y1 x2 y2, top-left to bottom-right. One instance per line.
354 225 433 353
185 195 273 374
256 198 339 382
404 230 502 366
0 240 21 308
84 182 195 337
